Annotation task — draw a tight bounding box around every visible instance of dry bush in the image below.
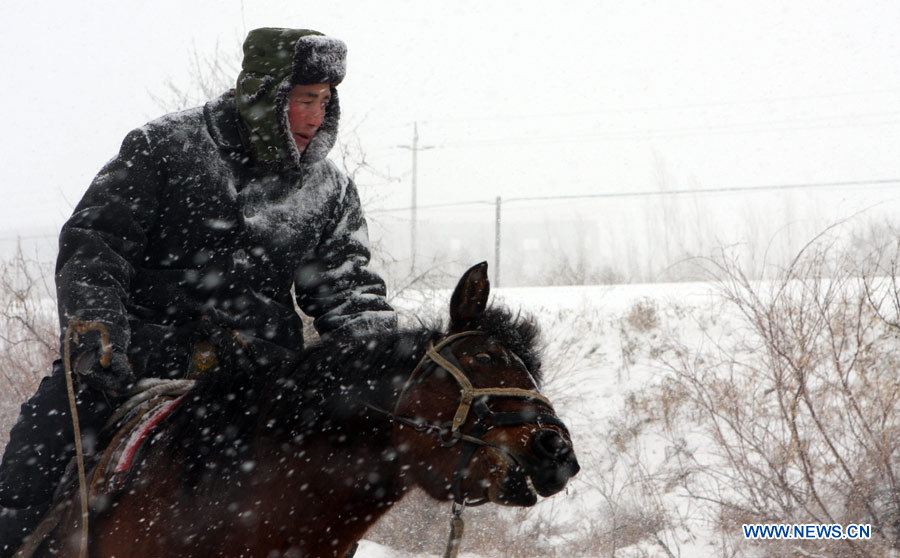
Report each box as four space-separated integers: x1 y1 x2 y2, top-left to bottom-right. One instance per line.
0 246 58 445
617 298 668 382
640 234 900 557
625 299 661 333
366 488 584 557
536 296 692 558
148 40 241 114
580 383 695 558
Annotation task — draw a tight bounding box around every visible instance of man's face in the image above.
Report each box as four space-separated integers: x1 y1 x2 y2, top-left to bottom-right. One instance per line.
287 83 332 152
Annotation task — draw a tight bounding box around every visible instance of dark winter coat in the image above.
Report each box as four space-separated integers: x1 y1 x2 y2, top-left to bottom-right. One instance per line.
55 91 396 379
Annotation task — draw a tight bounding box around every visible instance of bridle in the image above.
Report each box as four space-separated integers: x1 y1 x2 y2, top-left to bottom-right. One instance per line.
366 330 569 507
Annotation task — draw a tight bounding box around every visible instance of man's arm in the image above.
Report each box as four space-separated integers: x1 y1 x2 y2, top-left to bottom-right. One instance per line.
55 128 160 386
293 175 397 340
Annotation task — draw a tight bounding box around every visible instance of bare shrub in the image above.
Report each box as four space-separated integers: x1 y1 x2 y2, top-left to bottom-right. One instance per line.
625 299 661 333
616 298 666 380
574 379 697 558
0 245 58 445
644 234 900 557
365 488 583 557
148 39 241 114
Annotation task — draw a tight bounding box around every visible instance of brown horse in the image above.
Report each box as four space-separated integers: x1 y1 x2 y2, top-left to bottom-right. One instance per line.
31 262 579 557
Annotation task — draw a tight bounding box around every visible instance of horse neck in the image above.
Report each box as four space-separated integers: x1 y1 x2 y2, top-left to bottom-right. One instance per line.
232 330 441 548
235 418 405 553
240 333 438 546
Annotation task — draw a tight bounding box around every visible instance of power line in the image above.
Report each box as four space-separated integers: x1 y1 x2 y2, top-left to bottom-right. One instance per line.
413 87 900 126
370 199 495 214
368 178 900 214
359 110 900 153
436 114 900 150
504 178 900 203
349 87 900 140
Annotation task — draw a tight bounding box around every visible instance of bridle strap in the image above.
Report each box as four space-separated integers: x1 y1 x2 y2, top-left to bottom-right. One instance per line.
423 341 555 431
396 330 555 432
392 331 483 416
451 420 492 507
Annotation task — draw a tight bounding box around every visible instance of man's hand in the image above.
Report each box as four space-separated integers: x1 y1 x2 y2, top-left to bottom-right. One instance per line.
74 350 135 395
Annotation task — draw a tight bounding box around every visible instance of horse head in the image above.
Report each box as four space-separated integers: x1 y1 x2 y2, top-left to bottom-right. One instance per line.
391 262 579 507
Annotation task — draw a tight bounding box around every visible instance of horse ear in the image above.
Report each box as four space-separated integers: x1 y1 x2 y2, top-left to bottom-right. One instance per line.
450 261 490 329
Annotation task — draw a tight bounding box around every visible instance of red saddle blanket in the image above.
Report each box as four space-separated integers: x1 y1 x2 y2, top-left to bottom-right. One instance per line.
90 392 187 496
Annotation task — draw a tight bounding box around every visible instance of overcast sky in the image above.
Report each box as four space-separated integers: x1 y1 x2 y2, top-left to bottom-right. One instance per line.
1 0 899 247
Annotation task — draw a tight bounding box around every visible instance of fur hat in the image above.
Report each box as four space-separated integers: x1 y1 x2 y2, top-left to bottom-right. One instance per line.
235 28 347 169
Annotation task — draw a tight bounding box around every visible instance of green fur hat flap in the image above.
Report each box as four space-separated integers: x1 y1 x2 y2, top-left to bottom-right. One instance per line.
236 28 346 169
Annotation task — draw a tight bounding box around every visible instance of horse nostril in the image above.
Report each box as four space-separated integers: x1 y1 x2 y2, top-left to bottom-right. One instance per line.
531 429 571 461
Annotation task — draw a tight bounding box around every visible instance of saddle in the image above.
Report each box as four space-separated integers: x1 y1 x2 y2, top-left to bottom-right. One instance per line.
14 379 194 558
88 379 194 497
15 335 254 557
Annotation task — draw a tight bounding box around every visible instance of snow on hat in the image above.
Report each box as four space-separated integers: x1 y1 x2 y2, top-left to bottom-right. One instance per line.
236 28 346 169
240 28 346 86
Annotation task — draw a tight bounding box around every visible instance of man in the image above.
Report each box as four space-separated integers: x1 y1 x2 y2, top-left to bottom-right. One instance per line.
0 27 396 555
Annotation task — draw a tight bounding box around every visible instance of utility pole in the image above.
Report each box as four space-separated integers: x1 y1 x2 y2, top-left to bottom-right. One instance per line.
397 122 434 274
494 196 502 288
411 123 419 274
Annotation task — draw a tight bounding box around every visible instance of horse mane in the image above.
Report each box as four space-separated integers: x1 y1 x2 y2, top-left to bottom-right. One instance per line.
469 305 543 384
165 304 543 485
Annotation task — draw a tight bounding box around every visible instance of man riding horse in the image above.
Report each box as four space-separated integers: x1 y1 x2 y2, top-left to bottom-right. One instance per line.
0 27 397 555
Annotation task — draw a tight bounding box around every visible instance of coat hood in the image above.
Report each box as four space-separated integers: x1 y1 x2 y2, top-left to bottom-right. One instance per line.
235 28 347 170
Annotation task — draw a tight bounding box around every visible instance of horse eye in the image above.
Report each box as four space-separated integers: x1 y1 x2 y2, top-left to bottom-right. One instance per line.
474 353 493 364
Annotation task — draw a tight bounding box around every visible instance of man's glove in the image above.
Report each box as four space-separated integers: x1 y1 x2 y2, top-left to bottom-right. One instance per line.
74 350 135 395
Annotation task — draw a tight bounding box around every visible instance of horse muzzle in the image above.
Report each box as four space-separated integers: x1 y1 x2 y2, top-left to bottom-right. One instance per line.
527 428 580 497
489 428 579 506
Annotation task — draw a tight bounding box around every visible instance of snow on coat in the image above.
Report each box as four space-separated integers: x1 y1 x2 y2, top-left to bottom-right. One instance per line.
55 91 396 379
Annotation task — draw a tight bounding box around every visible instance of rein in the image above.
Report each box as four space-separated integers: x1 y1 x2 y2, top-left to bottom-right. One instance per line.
62 319 114 558
365 330 568 558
